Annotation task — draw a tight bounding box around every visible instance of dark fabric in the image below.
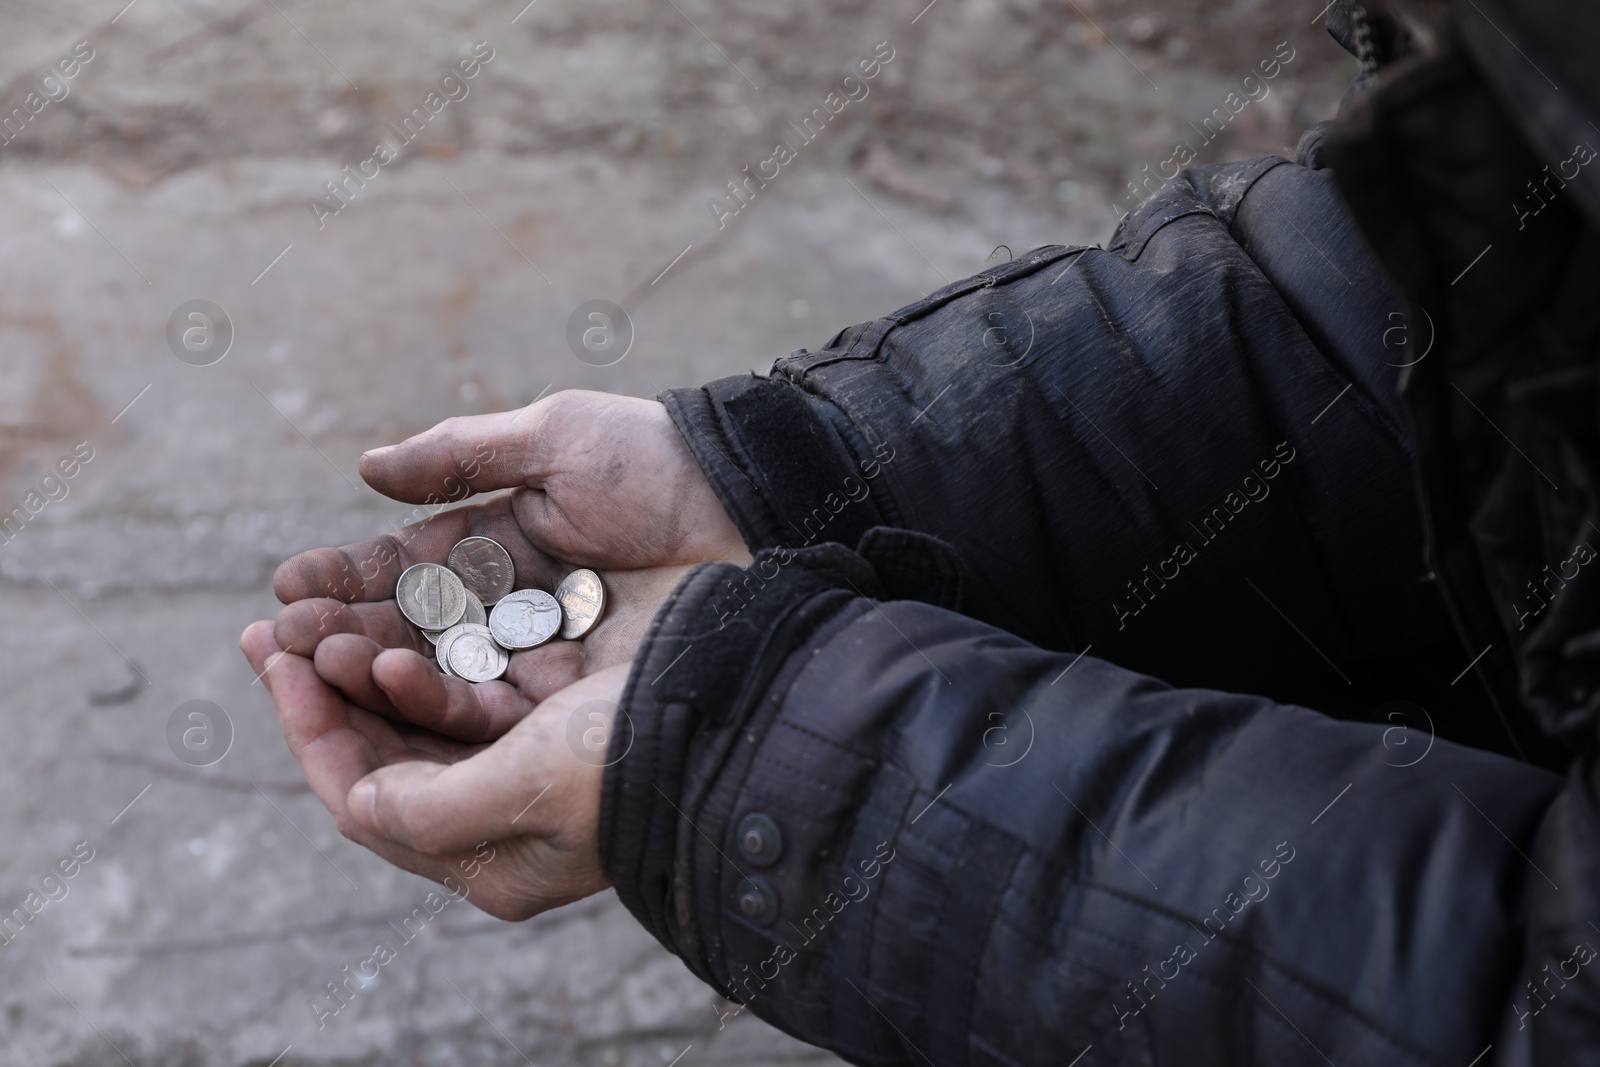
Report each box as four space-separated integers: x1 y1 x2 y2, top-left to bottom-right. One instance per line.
604 548 1573 1065
661 374 892 554
1457 0 1600 232
665 151 1506 745
1323 16 1600 754
1321 15 1600 1062
604 6 1600 1064
655 544 881 724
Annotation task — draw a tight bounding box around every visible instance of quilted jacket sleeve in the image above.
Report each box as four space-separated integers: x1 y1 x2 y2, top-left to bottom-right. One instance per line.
602 145 1600 1065
661 154 1443 713
600 546 1587 1067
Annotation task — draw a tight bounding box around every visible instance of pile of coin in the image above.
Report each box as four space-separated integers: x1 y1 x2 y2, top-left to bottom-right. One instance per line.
394 536 606 683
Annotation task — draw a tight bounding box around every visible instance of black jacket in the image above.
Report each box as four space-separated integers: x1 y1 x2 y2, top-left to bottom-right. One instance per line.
600 5 1600 1064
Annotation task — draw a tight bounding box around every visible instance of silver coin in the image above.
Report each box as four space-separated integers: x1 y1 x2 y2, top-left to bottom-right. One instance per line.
554 569 606 639
448 536 517 606
435 622 481 676
460 590 487 627
446 626 510 683
431 597 485 666
396 563 468 631
488 589 563 650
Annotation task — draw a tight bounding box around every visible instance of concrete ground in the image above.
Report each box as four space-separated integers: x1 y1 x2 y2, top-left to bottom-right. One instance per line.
0 1 1354 1064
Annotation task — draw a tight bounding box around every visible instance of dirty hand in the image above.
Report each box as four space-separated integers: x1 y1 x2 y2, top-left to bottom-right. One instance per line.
243 620 628 919
266 390 745 738
357 390 750 570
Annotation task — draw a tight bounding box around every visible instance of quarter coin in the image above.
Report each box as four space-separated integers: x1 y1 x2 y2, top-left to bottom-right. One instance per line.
488 589 563 650
397 563 468 631
446 626 510 683
448 536 517 606
554 569 606 639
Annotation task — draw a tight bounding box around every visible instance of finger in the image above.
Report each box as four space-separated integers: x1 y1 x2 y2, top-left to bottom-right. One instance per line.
350 665 629 854
272 504 487 605
348 742 558 856
242 620 384 821
241 618 291 690
245 623 527 907
371 648 535 742
333 770 599 919
358 406 558 505
274 598 432 657
312 633 400 716
273 497 567 605
504 639 586 703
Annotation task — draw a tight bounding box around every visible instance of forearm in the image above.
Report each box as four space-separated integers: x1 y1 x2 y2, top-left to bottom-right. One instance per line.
665 159 1436 700
602 551 1585 1066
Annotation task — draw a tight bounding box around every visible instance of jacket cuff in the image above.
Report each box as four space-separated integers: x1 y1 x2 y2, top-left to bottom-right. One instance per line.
661 375 891 553
597 545 873 988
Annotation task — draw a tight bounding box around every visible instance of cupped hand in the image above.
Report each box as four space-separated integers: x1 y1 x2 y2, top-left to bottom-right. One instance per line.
266 391 745 738
242 621 629 919
243 391 738 911
355 390 750 571
270 502 687 741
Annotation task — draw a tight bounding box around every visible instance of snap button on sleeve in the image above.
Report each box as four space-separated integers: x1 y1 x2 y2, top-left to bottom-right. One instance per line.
737 813 784 867
734 876 778 926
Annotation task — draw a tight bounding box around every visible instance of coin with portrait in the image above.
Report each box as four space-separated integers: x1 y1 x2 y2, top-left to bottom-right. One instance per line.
488 589 562 650
446 626 510 683
448 536 516 605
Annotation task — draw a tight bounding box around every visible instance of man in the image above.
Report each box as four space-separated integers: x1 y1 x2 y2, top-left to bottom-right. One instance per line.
244 2 1600 1062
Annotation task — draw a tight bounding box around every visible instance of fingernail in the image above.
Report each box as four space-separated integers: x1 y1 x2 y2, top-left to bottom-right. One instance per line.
361 445 394 461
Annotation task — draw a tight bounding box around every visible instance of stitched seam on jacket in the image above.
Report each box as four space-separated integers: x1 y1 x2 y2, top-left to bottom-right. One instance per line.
1227 166 1412 456
1121 159 1291 262
791 376 912 534
953 839 1026 1067
769 714 879 759
1051 918 1431 1067
833 763 918 1063
747 750 852 795
692 590 864 981
1071 879 1444 1067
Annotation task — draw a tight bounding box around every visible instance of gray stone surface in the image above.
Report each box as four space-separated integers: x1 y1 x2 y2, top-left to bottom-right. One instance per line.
0 1 1354 1063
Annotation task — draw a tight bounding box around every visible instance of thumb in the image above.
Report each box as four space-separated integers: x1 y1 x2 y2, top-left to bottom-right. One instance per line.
358 407 553 505
347 742 563 855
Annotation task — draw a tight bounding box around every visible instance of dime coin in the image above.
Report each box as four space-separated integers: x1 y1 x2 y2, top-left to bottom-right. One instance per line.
554 569 606 639
397 563 468 631
448 536 516 605
488 589 563 650
434 622 480 677
447 626 510 682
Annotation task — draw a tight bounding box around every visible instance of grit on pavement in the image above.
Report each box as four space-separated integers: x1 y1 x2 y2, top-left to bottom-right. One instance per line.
0 1 1353 1063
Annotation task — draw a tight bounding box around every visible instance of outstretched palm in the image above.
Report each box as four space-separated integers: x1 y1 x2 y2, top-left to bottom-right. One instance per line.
246 391 747 918
269 391 745 736
242 620 627 920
